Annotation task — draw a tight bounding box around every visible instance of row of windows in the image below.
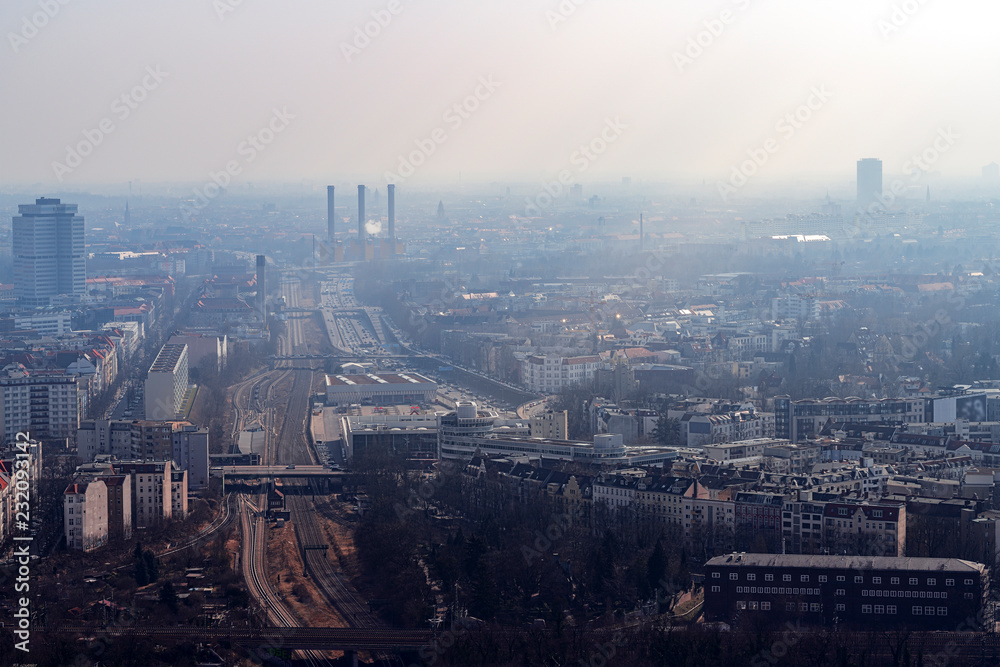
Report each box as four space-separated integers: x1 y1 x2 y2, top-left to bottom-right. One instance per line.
718 572 972 587
738 601 822 613
736 586 820 596
863 589 947 599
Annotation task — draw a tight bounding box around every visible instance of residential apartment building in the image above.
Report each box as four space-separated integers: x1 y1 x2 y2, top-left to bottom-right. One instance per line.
775 396 925 442
145 344 189 420
64 479 108 552
77 419 210 490
118 461 174 528
781 496 906 557
530 410 568 440
523 355 601 393
0 364 79 446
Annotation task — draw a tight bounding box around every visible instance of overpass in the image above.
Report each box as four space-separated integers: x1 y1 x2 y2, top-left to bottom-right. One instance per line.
211 465 348 480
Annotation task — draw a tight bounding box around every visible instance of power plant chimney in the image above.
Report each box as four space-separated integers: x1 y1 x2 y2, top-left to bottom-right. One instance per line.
327 186 335 241
255 254 266 320
387 183 395 240
357 184 365 242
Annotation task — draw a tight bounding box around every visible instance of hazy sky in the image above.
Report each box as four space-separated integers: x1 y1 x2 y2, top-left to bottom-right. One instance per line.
1 0 996 191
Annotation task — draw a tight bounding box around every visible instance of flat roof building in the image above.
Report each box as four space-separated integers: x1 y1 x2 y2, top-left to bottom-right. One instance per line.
705 552 987 630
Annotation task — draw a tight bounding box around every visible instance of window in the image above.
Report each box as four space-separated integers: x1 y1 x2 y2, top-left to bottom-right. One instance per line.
712 572 720 579
800 575 809 582
836 604 846 612
749 602 759 610
938 607 948 616
875 605 885 614
837 575 845 582
912 606 922 615
964 593 974 600
927 578 936 586
799 603 809 612
873 510 883 518
945 579 954 586
786 603 796 611
836 589 845 596
711 586 720 593
855 576 863 583
891 577 899 585
765 574 774 582
873 577 882 585
783 574 791 582
810 603 820 612
737 601 747 610
887 605 897 614
964 579 974 586
818 575 827 583
909 578 918 585
761 602 771 611
730 573 738 580
747 574 756 581
925 606 935 616
862 605 872 614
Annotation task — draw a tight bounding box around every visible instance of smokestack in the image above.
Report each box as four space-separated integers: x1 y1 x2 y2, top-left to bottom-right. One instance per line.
357 184 365 242
387 184 395 240
327 186 335 241
255 254 266 320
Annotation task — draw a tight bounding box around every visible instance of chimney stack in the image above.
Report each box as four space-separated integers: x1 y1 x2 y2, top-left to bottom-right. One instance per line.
327 186 335 241
357 184 365 242
387 184 395 240
255 254 266 320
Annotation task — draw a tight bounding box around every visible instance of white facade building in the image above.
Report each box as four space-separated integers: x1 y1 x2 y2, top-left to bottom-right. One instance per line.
523 355 601 393
64 479 108 552
145 344 189 420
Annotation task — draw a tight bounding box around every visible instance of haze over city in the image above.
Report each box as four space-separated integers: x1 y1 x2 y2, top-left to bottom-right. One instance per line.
3 0 998 194
7 2 1000 666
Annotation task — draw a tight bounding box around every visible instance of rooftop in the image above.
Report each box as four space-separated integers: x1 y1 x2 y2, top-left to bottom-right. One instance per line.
707 552 985 573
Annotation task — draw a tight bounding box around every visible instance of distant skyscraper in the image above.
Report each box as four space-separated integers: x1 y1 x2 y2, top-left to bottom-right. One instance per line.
13 197 85 307
327 186 335 241
983 163 999 180
387 184 396 240
857 158 883 210
357 185 365 242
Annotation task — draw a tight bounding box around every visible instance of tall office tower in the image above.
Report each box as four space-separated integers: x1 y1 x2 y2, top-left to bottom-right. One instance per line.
327 186 335 240
387 184 396 240
13 197 86 306
857 158 883 210
357 185 366 241
255 255 266 319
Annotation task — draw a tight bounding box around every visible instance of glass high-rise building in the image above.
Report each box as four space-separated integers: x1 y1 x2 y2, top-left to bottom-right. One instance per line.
13 197 86 306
